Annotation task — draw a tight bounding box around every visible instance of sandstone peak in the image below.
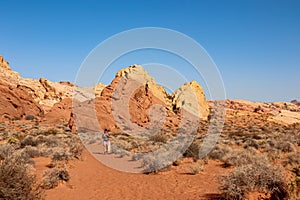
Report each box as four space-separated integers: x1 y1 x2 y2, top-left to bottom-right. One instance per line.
0 55 11 70
94 83 106 97
115 64 155 84
172 80 209 120
115 65 209 120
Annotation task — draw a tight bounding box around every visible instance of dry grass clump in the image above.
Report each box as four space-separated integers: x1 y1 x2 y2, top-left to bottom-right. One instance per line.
220 161 288 200
288 165 300 200
18 128 83 161
208 144 231 161
221 148 261 167
50 147 72 161
149 133 168 144
274 141 296 153
282 152 300 167
0 152 42 200
20 135 38 147
21 146 41 158
68 139 83 159
40 128 59 136
242 138 259 149
41 167 70 189
185 160 205 175
0 143 14 160
141 155 161 173
183 142 200 161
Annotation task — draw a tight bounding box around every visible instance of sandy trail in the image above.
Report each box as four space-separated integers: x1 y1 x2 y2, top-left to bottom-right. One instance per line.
85 143 144 173
44 147 228 200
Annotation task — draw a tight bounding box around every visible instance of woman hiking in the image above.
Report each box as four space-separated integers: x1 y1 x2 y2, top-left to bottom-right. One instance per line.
103 129 110 154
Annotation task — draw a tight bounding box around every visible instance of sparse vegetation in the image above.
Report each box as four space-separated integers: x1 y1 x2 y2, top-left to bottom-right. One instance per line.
0 122 84 199
208 144 231 160
222 148 261 167
220 161 288 200
183 141 200 161
283 152 300 167
185 160 204 175
149 133 168 144
0 151 42 200
41 167 70 189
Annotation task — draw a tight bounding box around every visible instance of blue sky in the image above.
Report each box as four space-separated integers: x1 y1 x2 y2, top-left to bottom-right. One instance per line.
0 0 299 102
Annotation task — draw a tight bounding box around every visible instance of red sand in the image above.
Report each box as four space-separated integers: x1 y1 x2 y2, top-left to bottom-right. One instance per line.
44 149 228 200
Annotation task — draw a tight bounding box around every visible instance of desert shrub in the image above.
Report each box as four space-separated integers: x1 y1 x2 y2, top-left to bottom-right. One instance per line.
35 135 48 144
222 149 261 167
275 141 295 153
289 177 300 200
288 165 300 200
283 152 300 167
43 135 60 147
149 133 168 144
208 144 231 160
41 167 70 189
15 150 35 165
64 137 83 159
183 142 200 161
113 140 133 151
41 128 59 136
51 148 72 161
243 139 259 149
68 142 83 159
0 153 42 200
0 144 14 160
220 162 288 200
131 153 144 161
186 160 204 175
20 135 37 148
22 146 40 158
141 155 164 173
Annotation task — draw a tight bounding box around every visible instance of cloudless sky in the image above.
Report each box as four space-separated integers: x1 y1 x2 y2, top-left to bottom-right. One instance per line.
0 0 299 102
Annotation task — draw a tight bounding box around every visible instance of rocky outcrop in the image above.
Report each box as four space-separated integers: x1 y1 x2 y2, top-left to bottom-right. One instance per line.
226 99 300 125
94 83 106 97
172 81 209 120
42 98 72 124
291 100 300 106
0 80 43 120
0 56 210 131
0 56 10 70
0 56 74 111
72 64 210 132
0 56 20 83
